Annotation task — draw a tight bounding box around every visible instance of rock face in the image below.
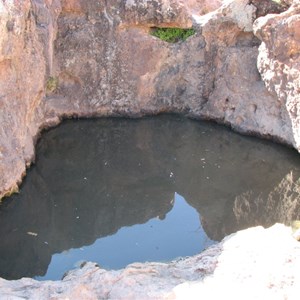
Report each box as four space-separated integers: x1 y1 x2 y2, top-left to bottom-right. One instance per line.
0 0 299 198
254 0 300 150
0 0 61 198
0 224 299 299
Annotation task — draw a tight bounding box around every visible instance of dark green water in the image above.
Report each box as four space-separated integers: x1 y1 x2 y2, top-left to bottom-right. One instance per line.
0 115 300 281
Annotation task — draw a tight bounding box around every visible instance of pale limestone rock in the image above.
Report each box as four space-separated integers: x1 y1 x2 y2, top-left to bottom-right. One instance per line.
170 224 300 300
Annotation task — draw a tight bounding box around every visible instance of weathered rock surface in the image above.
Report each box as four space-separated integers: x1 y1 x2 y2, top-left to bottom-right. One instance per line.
0 224 299 299
254 0 300 150
0 0 61 199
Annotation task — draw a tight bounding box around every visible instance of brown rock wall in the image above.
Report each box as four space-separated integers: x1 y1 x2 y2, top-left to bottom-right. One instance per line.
0 0 43 197
0 0 61 199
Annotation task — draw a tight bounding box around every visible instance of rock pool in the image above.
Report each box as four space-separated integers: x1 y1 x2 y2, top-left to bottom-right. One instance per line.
0 115 299 280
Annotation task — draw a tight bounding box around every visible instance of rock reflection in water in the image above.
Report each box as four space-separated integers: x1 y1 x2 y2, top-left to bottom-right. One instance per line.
37 193 213 280
0 115 300 280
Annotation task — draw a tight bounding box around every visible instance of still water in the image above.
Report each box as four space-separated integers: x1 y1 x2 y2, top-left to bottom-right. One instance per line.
0 115 300 280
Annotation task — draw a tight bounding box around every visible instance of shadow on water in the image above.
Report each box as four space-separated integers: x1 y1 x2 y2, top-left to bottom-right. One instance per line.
0 115 300 280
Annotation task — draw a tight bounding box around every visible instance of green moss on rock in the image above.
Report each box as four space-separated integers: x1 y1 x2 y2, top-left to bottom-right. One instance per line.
151 27 196 43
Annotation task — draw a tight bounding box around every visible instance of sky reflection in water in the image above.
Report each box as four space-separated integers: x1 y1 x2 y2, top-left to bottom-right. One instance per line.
38 193 214 280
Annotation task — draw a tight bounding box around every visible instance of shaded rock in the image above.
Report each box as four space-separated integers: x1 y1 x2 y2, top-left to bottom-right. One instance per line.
250 0 290 18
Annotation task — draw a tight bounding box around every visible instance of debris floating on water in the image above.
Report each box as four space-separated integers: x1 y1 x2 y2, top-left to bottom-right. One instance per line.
27 232 38 237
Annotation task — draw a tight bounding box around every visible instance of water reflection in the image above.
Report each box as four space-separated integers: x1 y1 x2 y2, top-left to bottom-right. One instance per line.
37 193 213 280
0 115 300 280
